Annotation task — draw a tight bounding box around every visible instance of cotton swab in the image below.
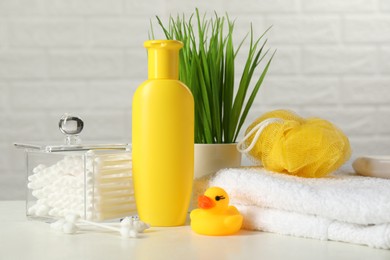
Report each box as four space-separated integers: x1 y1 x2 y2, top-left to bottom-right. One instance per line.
50 214 150 238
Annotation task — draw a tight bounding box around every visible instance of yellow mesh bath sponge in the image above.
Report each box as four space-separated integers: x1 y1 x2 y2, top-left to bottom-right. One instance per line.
237 110 351 178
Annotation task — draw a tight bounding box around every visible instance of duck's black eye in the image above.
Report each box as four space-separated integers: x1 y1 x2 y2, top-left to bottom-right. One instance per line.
215 195 225 201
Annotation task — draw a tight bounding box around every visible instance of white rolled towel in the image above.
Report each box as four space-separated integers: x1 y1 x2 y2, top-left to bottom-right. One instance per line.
195 167 390 249
238 205 390 249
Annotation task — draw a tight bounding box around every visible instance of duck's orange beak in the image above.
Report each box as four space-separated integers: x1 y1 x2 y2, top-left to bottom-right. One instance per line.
198 195 215 209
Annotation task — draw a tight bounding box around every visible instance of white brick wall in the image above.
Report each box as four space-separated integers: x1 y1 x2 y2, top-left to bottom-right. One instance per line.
9 18 85 47
48 50 125 78
46 0 124 15
0 0 46 15
1 0 390 199
302 0 376 12
0 51 47 78
303 46 378 74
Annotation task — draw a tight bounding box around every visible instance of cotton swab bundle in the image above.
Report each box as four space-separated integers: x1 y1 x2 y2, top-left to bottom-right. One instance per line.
27 151 136 221
90 151 135 220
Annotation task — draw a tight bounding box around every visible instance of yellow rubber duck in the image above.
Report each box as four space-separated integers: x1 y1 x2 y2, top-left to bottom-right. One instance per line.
190 186 243 236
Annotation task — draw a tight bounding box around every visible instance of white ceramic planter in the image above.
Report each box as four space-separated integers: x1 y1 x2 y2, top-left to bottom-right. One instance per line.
194 143 242 179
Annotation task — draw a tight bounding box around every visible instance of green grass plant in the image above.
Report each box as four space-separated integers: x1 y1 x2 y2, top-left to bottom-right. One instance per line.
151 9 275 144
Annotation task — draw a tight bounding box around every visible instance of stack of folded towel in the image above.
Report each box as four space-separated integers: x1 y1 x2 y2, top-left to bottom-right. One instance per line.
194 167 390 249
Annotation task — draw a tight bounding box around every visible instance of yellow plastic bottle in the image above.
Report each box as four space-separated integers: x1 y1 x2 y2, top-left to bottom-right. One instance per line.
132 40 194 226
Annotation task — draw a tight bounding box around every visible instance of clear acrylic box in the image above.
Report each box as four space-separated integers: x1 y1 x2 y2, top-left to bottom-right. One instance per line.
15 114 135 222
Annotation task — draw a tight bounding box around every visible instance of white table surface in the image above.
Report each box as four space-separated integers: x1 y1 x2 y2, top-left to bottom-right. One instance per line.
1 201 390 260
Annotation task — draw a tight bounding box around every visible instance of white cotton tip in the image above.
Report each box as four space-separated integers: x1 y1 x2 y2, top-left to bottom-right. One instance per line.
133 221 150 233
40 168 50 177
33 164 46 174
35 204 50 216
28 205 38 215
58 187 69 195
77 210 84 217
62 208 71 216
64 201 72 209
75 204 84 212
46 199 55 208
86 163 93 171
69 202 78 210
48 173 58 181
50 164 59 173
27 182 38 190
42 186 52 196
50 219 66 231
37 198 48 205
127 229 138 238
70 181 83 189
86 212 93 220
86 176 93 184
120 226 129 238
31 189 39 197
86 189 93 197
57 169 66 175
32 167 41 175
62 222 78 234
86 170 93 177
51 179 62 188
53 193 63 201
75 188 83 196
48 208 60 216
68 169 77 177
52 200 63 209
28 174 38 182
56 160 66 168
65 214 80 224
64 197 74 204
120 217 134 228
58 210 65 217
119 226 138 238
69 179 80 187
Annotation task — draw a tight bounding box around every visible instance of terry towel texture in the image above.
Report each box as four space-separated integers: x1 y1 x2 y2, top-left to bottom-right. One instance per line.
195 167 390 249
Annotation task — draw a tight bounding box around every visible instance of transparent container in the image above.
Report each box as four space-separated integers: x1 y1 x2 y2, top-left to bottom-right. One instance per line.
15 114 135 222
